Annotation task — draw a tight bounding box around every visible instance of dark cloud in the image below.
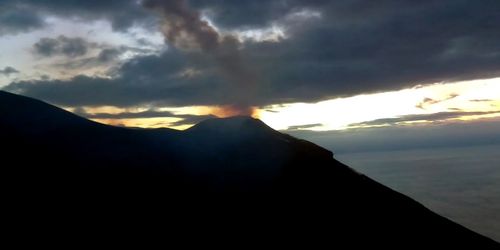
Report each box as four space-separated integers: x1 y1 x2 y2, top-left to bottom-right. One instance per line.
97 48 122 63
31 36 156 71
349 111 500 127
33 36 94 58
4 1 500 109
470 99 493 102
49 47 127 70
73 107 216 127
416 94 459 109
79 109 177 119
416 98 436 109
4 49 228 107
0 6 45 35
0 67 19 76
287 123 323 130
0 1 154 34
50 49 121 70
236 0 500 103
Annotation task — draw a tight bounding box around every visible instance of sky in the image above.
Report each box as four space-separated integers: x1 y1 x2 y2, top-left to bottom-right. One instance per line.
1 0 500 133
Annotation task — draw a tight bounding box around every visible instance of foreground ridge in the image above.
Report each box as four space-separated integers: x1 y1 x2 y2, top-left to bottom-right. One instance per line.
1 90 498 247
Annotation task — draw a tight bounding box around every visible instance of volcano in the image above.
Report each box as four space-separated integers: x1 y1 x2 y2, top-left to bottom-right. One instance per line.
1 90 498 247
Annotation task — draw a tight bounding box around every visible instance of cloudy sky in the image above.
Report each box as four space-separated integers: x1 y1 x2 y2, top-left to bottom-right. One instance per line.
1 0 500 131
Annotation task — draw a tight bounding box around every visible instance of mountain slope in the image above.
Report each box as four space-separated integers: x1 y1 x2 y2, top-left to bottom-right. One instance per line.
1 91 498 248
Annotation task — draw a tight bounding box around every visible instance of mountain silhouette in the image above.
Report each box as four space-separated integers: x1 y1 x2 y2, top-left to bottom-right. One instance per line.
1 90 498 248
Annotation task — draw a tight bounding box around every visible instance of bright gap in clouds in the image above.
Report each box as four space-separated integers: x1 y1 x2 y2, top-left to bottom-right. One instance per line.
259 77 500 131
81 77 500 131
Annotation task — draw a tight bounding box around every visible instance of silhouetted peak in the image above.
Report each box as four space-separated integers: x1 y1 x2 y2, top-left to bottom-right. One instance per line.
187 116 276 135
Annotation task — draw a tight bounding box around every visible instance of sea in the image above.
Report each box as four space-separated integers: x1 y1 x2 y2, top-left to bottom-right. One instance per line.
335 144 500 242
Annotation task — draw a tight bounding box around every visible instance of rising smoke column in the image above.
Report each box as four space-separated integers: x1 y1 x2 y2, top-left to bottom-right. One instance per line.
143 0 257 116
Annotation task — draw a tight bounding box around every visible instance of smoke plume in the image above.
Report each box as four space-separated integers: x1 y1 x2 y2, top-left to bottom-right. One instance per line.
143 0 257 117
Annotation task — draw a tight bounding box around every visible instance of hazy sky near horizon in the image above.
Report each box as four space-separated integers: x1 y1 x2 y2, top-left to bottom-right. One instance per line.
1 0 500 131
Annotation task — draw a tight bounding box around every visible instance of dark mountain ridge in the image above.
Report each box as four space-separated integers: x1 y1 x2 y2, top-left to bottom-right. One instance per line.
1 91 498 248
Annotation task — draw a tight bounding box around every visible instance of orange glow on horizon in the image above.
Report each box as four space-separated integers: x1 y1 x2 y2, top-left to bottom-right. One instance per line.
210 105 259 118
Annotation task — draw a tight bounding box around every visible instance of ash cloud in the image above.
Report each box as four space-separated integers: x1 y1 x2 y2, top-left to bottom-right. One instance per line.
143 0 258 115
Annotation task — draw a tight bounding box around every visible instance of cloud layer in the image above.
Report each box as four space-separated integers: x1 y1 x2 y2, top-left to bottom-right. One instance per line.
75 107 216 127
0 67 19 76
0 0 154 34
350 111 500 127
3 0 500 109
33 36 95 58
